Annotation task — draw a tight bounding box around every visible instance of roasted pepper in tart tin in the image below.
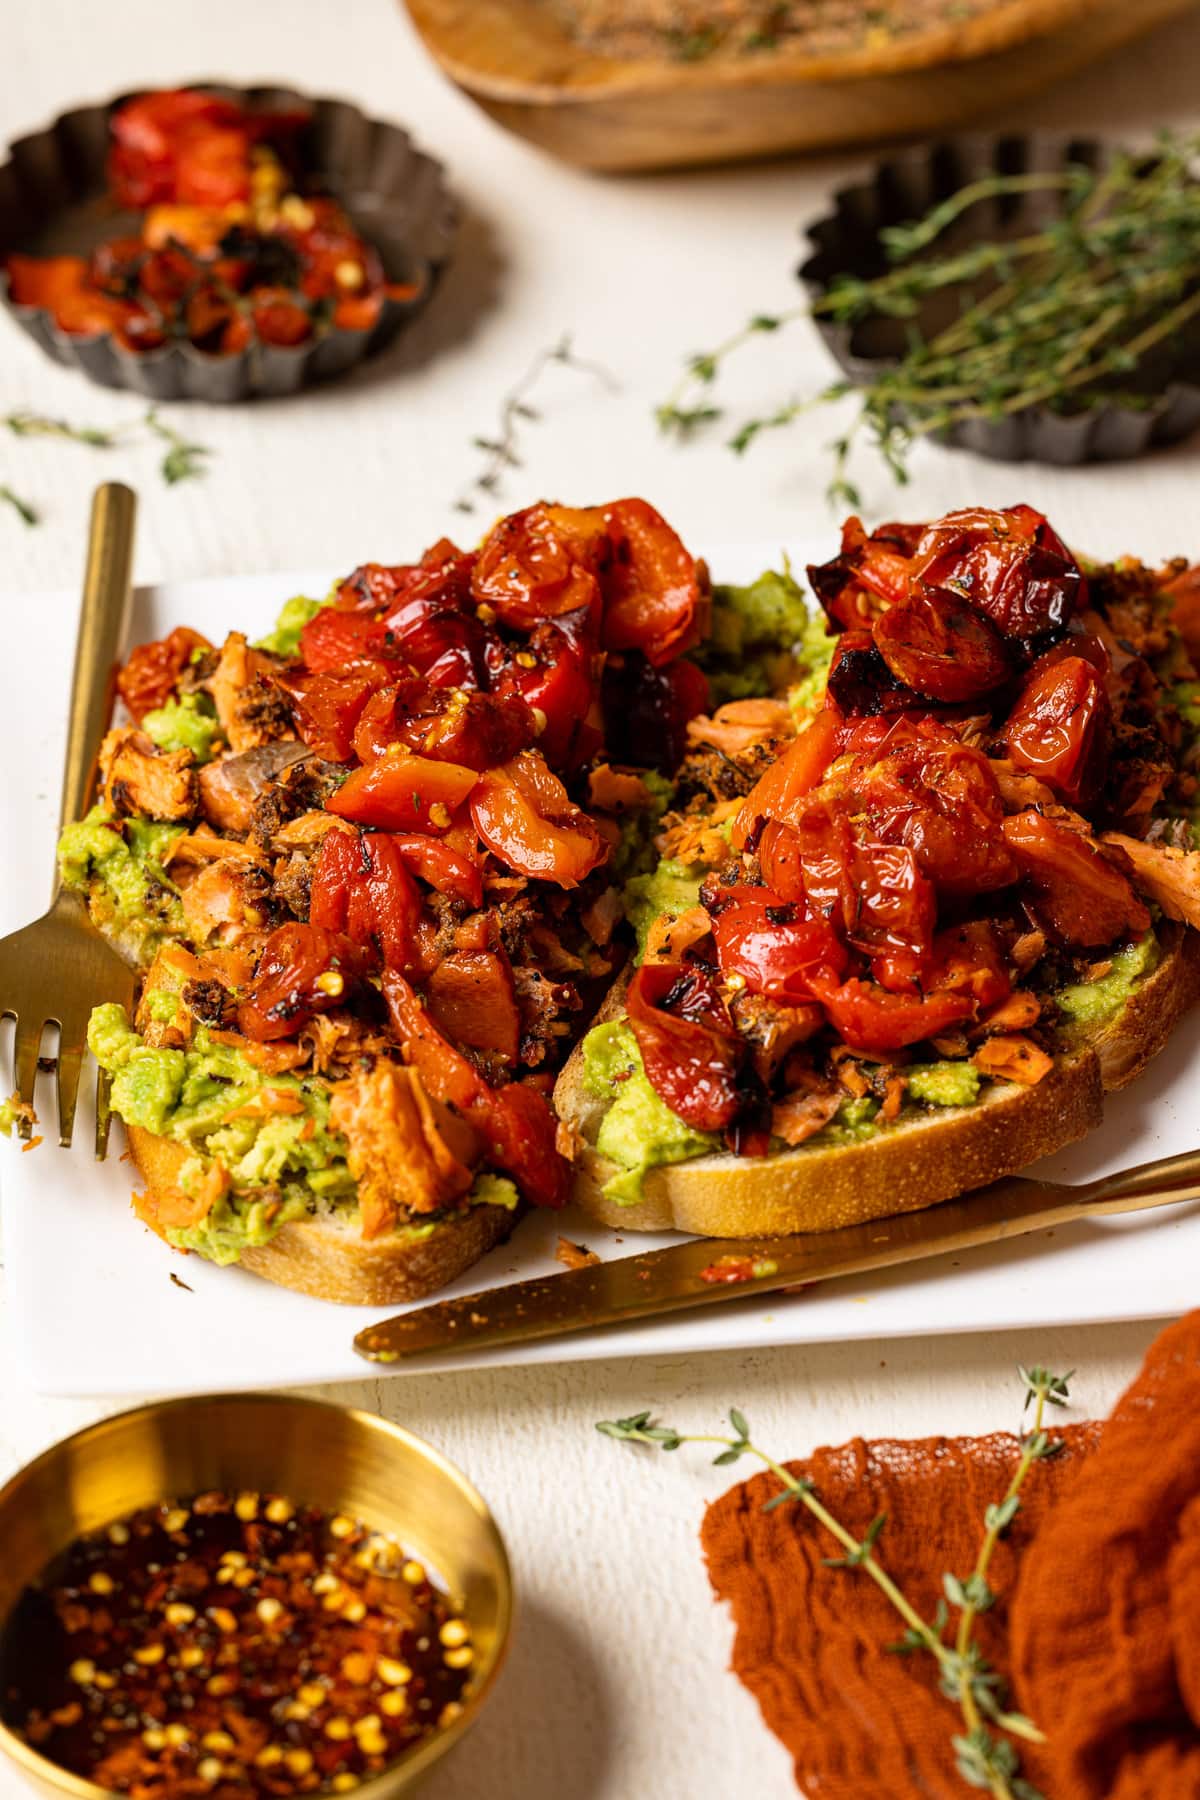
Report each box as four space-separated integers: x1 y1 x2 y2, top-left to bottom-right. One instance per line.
0 1395 512 1799
0 86 458 401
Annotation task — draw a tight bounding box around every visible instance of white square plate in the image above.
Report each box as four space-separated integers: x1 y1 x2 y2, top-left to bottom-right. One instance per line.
2 549 1194 1397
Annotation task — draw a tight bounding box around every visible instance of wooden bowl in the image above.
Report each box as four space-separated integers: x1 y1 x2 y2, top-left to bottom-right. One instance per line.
404 0 1196 172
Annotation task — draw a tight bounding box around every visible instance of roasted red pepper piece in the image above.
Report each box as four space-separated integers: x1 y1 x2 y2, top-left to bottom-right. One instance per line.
601 497 704 666
732 709 841 849
807 973 974 1054
309 829 422 970
382 971 566 1207
326 754 478 833
469 752 608 887
626 962 745 1133
117 625 212 722
1002 811 1150 946
237 922 363 1041
299 607 395 673
387 832 484 908
710 887 847 1003
872 586 1010 703
1003 654 1112 805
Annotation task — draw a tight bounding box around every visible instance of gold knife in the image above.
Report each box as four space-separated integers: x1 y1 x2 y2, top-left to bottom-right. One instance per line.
354 1146 1200 1364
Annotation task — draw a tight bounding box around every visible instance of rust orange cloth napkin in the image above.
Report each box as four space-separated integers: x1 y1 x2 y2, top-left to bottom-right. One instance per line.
702 1311 1200 1799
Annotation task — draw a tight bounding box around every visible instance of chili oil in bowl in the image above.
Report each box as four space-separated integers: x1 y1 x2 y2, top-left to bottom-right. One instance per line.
0 1394 511 1797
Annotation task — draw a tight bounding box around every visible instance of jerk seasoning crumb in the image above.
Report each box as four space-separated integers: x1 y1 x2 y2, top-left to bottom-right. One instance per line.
0 1492 472 1796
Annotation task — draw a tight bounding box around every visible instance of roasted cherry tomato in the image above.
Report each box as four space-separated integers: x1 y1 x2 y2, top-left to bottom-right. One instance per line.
278 665 390 761
872 586 1010 703
236 923 363 1041
426 949 521 1065
382 971 567 1207
107 91 249 207
493 622 596 769
472 503 607 630
807 973 974 1054
601 498 703 666
732 709 841 849
117 625 213 723
309 829 422 970
824 630 923 717
469 752 608 887
326 754 478 833
353 679 536 771
1001 811 1150 946
1003 654 1112 805
626 962 744 1132
912 504 1086 641
299 606 395 672
710 887 847 1002
836 718 1018 897
792 813 937 958
873 920 1011 1009
807 515 914 629
599 652 708 773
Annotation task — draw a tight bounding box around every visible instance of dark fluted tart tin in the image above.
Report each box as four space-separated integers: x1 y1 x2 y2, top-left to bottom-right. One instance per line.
0 83 458 402
799 132 1200 466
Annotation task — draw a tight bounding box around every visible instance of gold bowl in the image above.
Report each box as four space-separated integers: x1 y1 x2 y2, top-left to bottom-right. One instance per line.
0 1393 512 1797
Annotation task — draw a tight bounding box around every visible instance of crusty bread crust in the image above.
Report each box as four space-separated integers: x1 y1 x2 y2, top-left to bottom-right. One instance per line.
1088 922 1200 1089
554 927 1200 1238
126 1126 517 1306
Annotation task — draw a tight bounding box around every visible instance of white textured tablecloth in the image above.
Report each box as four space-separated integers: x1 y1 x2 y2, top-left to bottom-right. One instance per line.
1 4 1198 1793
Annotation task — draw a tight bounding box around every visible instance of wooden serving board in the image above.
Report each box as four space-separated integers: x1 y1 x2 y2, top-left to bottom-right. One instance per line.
404 0 1197 171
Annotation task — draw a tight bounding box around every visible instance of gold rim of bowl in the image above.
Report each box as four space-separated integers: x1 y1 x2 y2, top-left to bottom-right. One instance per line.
0 1392 513 1798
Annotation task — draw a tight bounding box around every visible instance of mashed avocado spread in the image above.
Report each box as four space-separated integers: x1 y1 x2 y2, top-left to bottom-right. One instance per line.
87 1003 517 1264
700 567 825 704
1056 932 1160 1028
253 583 342 658
58 808 185 965
578 1021 994 1204
143 693 221 763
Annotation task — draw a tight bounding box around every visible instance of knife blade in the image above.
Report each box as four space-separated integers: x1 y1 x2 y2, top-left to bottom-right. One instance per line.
353 1147 1200 1365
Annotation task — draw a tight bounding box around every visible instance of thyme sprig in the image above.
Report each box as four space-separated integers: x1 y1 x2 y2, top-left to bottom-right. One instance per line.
454 334 618 515
0 484 38 526
0 406 213 523
657 133 1200 506
144 408 211 485
598 1364 1073 1800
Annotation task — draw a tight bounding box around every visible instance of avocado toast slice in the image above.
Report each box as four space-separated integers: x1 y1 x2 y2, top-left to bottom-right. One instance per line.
55 499 720 1302
557 507 1200 1237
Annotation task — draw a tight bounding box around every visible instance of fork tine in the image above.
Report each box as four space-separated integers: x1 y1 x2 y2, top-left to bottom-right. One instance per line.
13 1019 45 1139
95 1065 114 1162
56 1043 85 1149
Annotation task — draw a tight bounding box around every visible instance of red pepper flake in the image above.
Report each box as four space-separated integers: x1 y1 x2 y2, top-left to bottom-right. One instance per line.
0 1492 474 1796
698 1254 779 1286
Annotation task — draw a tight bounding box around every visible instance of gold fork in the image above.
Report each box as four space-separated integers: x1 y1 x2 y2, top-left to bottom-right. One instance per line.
0 483 138 1153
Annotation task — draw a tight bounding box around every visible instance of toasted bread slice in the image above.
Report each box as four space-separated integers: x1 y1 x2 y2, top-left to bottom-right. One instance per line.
126 1126 518 1306
554 926 1200 1238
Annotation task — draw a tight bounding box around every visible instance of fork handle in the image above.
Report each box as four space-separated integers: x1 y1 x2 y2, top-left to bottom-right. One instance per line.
58 484 138 845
